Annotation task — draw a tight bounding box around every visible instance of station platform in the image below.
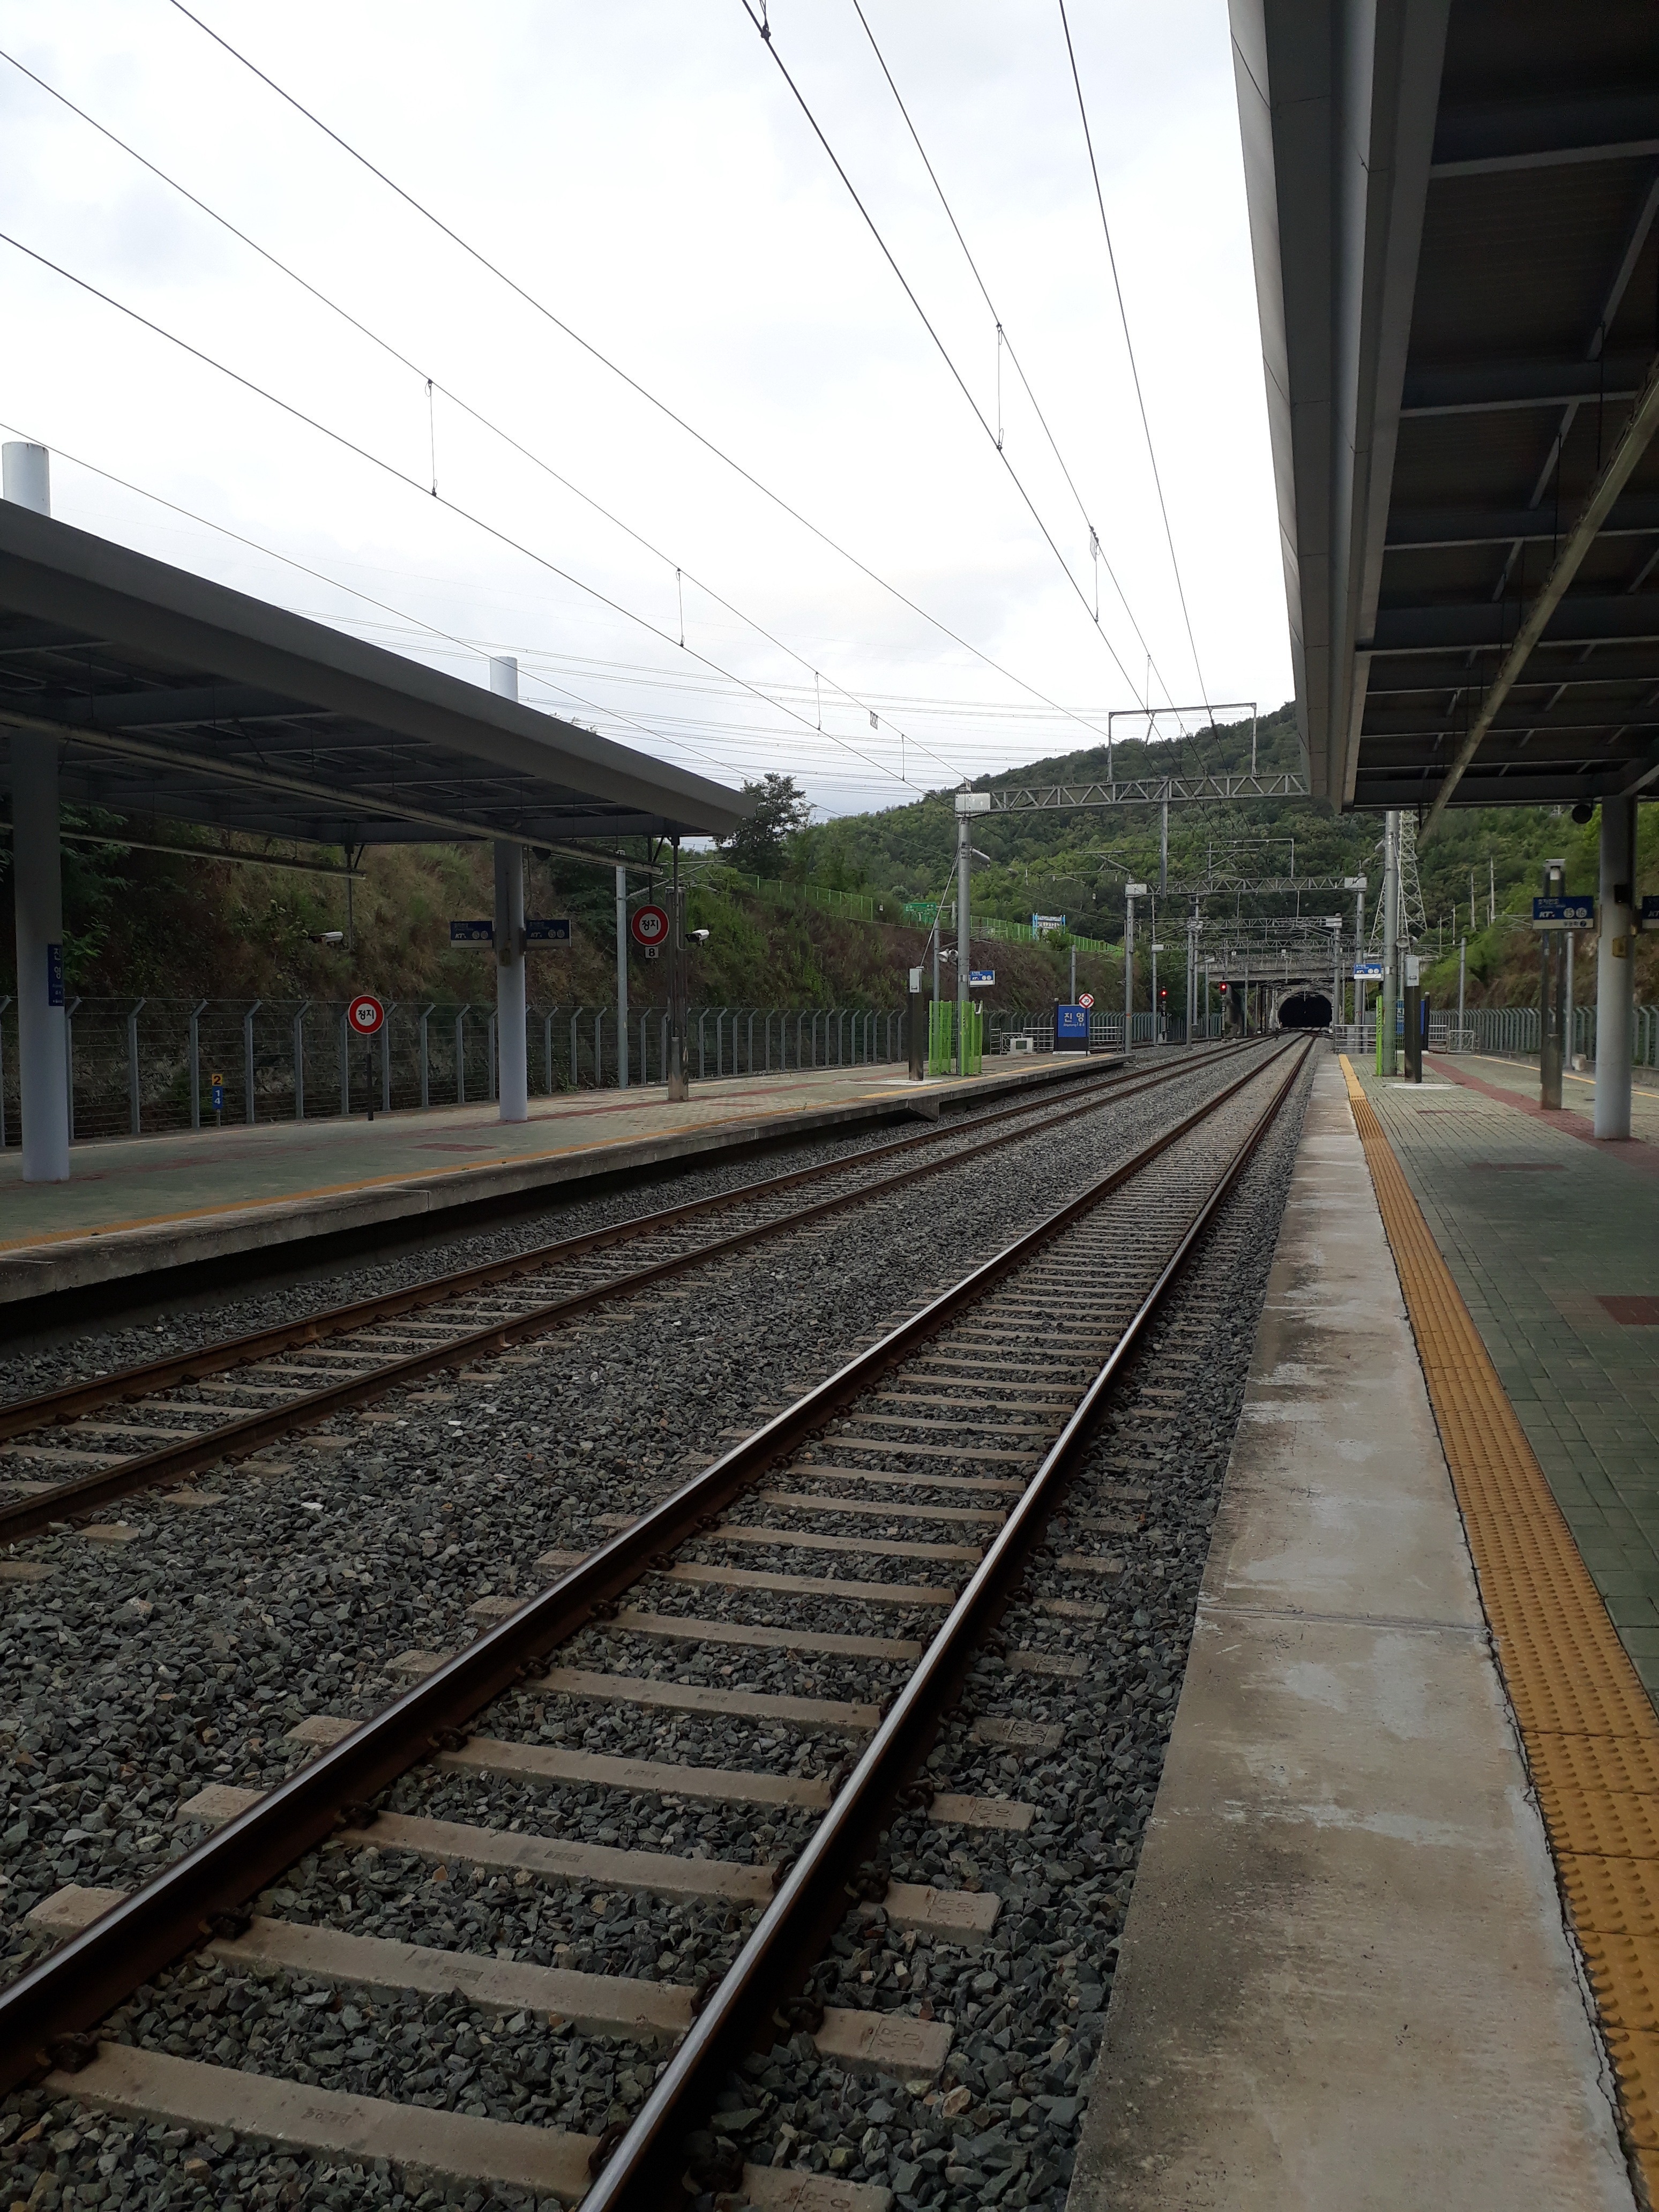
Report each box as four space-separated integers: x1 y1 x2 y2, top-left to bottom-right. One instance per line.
1380 1050 1659 1693
1070 1052 1641 2210
1424 1049 1659 1156
0 1051 1114 1317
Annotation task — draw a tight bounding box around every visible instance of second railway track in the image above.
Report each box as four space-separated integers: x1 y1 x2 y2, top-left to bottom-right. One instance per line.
0 1044 1256 1546
1 1034 1313 2212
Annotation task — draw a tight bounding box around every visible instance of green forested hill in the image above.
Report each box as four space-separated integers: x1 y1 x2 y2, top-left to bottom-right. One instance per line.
806 704 1659 1007
20 702 1658 1012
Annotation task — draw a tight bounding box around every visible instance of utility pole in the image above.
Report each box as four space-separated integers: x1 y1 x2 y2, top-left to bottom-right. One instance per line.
1379 810 1400 1075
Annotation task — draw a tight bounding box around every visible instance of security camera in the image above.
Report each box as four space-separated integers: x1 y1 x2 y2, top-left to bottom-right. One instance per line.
310 930 345 945
689 927 711 943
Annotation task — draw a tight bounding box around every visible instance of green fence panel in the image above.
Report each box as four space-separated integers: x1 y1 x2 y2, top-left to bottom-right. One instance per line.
928 1000 954 1078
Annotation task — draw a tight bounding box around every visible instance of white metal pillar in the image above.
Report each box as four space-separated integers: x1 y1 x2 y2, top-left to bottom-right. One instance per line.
4 443 69 1182
615 863 629 1089
1595 797 1636 1138
488 655 528 1123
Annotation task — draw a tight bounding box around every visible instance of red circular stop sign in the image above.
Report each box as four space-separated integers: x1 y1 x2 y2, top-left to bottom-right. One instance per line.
631 904 670 947
347 993 386 1036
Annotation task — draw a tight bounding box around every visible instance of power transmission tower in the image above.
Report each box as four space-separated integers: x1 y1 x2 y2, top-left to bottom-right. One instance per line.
1367 815 1428 952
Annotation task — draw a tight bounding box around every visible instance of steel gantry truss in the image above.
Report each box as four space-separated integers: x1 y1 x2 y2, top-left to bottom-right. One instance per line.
984 770 1309 813
1160 874 1356 898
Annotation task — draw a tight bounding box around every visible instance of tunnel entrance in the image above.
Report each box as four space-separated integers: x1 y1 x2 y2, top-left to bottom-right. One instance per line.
1277 992 1333 1029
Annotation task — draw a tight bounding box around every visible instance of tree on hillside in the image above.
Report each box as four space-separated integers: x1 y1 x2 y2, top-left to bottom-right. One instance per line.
718 773 813 878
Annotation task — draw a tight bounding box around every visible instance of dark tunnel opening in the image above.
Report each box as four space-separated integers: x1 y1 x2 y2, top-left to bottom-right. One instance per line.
1277 993 1333 1029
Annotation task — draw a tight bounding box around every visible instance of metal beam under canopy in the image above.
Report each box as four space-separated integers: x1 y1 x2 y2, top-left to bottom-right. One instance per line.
1231 0 1659 813
0 504 750 848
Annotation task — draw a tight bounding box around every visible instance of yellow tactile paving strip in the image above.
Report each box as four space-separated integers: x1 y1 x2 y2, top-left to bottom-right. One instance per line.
1340 1054 1659 2183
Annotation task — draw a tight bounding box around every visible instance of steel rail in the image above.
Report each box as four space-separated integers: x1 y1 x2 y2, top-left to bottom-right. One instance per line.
0 1053 1189 1440
0 1040 1295 2092
582 1035 1313 2206
0 1047 1257 1546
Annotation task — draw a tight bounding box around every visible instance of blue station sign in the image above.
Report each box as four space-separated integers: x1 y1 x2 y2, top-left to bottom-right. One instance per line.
450 919 494 945
525 917 572 943
1055 1003 1090 1052
1531 895 1596 930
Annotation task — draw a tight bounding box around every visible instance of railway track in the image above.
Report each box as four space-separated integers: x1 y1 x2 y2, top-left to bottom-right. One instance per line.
1 1034 1311 2210
0 1043 1255 1547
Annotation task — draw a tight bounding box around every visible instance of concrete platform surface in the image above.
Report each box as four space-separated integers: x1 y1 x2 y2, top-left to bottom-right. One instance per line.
0 1052 1116 1307
1068 1057 1632 2211
1445 1050 1659 1146
1362 1056 1659 1701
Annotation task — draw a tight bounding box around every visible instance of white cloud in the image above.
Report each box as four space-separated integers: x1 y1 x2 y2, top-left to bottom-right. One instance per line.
0 0 1291 814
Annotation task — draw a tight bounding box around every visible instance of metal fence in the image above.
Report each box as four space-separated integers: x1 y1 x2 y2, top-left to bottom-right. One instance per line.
0 997 912 1147
1329 1003 1659 1066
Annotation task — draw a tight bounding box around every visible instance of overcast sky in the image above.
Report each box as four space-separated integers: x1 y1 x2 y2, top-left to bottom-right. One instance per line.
0 0 1290 819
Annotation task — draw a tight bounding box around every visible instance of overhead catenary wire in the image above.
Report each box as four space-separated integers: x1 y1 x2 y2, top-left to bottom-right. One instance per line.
0 228 921 798
1055 0 1215 724
735 0 1153 708
0 42 967 793
163 0 1143 762
2 412 1249 823
846 0 1177 723
0 414 753 790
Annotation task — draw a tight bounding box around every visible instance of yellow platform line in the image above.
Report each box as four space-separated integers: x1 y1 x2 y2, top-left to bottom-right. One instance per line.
1339 1053 1659 2185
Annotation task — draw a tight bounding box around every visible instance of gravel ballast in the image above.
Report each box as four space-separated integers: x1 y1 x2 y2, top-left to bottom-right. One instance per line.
1 1043 1310 2211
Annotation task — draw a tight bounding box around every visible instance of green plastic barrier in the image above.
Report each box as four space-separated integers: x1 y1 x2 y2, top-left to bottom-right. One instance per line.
928 1000 954 1078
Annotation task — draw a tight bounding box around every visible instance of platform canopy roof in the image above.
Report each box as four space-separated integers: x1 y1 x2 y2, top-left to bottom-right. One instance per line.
0 502 750 850
1234 0 1659 817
